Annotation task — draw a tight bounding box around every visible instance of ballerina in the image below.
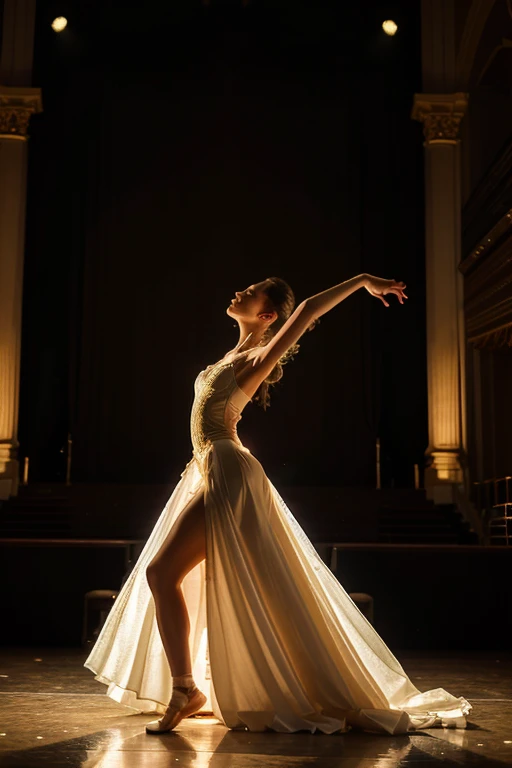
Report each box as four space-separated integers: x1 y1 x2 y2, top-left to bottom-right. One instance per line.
85 273 471 735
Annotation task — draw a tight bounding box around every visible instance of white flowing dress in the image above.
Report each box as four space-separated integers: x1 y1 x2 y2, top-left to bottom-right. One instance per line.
84 351 471 734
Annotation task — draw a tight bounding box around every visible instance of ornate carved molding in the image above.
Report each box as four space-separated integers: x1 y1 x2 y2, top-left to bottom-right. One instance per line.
411 92 468 144
0 86 42 139
471 323 512 350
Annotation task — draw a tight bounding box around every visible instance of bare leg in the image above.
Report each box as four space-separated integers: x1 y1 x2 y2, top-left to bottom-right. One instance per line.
146 489 206 677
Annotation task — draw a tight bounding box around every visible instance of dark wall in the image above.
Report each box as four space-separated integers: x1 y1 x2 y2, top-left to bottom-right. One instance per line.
20 0 426 488
2 542 510 650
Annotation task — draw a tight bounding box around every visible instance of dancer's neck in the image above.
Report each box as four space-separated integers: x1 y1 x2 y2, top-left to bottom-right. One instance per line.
233 329 267 355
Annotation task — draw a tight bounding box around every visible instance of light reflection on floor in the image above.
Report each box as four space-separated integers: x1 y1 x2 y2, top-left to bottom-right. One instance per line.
1 649 511 767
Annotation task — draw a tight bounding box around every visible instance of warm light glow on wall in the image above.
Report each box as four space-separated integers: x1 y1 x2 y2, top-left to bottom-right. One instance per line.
382 20 398 36
51 17 68 32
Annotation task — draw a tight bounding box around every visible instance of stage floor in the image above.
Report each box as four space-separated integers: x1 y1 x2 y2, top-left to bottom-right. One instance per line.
0 648 511 767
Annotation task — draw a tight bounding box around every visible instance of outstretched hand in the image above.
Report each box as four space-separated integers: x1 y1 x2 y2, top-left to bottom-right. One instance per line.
364 275 408 307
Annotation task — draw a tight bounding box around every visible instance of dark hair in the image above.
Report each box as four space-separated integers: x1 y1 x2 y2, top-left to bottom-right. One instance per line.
253 277 319 410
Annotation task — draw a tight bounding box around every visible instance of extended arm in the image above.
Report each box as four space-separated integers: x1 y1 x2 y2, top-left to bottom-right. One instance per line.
249 273 407 383
303 272 368 319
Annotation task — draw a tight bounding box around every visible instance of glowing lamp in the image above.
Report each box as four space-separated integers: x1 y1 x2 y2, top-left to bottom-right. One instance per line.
382 20 397 36
51 17 68 32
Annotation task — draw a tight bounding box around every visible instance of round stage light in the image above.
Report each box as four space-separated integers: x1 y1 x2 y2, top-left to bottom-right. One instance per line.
382 20 398 36
51 16 68 32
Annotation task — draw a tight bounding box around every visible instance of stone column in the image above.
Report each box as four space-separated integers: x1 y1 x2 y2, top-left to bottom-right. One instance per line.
412 93 468 503
0 87 41 499
0 0 41 498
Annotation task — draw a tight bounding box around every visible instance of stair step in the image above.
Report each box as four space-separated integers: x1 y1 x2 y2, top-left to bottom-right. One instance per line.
379 531 458 539
380 509 455 518
0 521 72 530
2 512 70 519
380 504 436 512
380 520 454 527
5 499 71 509
378 535 459 543
377 496 473 546
379 525 457 535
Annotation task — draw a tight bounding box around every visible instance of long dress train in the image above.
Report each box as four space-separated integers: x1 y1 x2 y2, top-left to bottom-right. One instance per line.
84 352 471 734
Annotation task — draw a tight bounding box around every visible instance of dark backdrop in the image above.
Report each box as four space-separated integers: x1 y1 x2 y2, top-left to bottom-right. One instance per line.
19 0 426 488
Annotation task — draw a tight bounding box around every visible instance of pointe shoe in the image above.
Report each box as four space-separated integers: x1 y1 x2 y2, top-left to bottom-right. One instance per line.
145 686 207 734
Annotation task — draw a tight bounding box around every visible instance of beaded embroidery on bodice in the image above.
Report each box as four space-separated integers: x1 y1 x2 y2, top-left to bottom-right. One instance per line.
190 357 251 466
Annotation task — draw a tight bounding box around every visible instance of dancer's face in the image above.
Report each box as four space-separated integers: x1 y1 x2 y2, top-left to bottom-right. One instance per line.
226 280 275 323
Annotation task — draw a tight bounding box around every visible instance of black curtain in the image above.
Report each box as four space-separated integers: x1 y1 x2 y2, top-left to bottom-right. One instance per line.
20 0 426 487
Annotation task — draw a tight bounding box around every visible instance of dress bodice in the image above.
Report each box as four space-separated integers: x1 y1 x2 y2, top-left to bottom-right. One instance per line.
190 357 251 466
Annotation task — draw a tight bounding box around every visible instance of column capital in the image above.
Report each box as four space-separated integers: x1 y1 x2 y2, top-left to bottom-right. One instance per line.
0 85 42 140
411 92 468 145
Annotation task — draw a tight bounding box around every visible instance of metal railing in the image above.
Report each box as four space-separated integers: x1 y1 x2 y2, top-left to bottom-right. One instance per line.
472 476 512 545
